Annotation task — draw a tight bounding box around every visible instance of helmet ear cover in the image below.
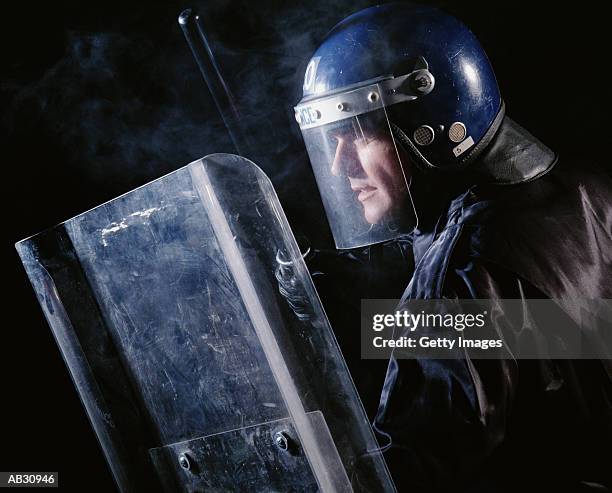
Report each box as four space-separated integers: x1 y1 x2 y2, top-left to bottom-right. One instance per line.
389 101 506 173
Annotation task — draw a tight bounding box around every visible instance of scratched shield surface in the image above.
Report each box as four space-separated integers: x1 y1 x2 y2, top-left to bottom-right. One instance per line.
16 154 395 493
66 158 284 445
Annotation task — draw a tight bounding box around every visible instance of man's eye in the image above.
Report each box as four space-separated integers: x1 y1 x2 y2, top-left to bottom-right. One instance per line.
355 134 377 146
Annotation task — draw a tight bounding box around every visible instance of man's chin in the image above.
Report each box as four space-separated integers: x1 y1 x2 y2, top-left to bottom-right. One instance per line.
364 201 400 225
364 208 385 225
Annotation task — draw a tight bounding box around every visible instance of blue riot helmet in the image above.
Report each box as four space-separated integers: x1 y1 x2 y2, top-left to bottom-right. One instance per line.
295 3 503 249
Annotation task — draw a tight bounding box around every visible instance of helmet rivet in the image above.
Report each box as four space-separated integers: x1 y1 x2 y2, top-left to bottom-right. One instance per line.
336 102 347 111
314 109 321 120
415 76 429 88
411 71 434 95
367 91 379 103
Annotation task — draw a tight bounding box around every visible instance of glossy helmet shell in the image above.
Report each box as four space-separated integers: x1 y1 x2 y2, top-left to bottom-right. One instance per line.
301 3 502 170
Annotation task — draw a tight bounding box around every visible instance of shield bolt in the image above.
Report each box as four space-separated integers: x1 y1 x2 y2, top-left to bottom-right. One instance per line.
178 453 192 471
274 431 291 452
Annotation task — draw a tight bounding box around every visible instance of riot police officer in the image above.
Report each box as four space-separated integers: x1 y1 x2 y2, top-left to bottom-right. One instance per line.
294 3 612 491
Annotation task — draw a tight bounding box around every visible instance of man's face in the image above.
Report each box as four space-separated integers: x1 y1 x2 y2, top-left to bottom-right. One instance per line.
330 130 410 224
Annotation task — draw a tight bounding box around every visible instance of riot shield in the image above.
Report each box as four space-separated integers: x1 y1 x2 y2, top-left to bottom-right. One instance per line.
16 154 395 493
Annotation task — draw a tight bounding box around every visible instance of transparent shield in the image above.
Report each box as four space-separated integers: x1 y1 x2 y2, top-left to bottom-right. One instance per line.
301 103 417 249
16 154 395 493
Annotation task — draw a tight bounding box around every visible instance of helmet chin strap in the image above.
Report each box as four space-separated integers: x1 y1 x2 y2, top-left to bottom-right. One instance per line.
390 101 506 173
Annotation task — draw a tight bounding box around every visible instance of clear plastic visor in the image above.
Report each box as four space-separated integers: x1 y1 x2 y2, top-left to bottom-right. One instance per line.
301 106 417 249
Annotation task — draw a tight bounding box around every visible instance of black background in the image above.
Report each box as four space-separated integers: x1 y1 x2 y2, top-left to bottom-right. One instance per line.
1 1 608 491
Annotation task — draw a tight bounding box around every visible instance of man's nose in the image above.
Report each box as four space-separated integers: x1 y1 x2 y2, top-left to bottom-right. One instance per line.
331 139 362 177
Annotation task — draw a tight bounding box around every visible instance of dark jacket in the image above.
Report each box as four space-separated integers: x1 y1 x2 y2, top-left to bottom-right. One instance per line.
374 117 612 492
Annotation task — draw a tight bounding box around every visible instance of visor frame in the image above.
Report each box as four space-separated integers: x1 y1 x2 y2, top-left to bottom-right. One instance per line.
294 69 434 130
